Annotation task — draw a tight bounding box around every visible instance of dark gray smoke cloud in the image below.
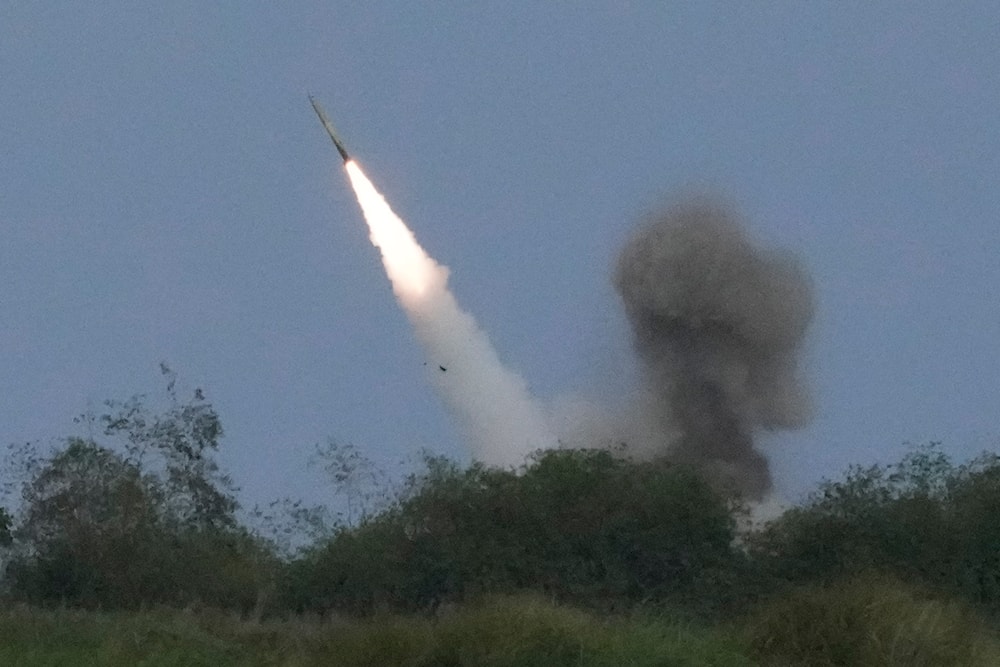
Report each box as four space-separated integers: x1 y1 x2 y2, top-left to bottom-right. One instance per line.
614 201 814 499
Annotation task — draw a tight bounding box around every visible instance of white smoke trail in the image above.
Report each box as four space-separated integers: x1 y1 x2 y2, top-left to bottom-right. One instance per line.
344 161 556 467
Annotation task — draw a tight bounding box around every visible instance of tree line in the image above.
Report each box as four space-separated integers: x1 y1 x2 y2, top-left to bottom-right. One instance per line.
2 373 999 621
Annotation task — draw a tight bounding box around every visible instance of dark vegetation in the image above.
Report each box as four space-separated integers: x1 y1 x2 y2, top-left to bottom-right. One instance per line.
3 371 1000 663
285 448 744 618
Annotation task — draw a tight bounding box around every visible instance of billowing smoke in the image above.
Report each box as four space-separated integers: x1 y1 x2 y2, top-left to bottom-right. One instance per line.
613 201 814 499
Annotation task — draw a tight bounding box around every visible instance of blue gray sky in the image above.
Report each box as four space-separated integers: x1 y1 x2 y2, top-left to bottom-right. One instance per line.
3 3 998 510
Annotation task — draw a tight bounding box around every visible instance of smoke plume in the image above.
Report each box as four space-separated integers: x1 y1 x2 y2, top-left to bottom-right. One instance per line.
613 201 814 499
345 162 556 467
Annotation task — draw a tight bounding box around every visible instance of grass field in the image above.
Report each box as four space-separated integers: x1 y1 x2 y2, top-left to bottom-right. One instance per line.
2 580 998 666
0 595 750 667
739 575 1000 666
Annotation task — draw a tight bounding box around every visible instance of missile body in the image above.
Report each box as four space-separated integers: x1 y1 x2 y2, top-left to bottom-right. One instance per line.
309 95 351 162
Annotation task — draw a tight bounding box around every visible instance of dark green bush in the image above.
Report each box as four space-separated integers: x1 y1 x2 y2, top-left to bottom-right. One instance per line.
748 445 1000 615
292 449 743 616
4 376 278 613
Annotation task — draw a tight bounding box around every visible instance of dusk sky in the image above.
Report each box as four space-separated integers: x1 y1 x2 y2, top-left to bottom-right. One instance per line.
3 3 998 512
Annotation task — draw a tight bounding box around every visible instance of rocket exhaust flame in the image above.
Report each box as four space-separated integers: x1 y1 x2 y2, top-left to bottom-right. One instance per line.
344 162 441 302
344 162 556 466
312 105 555 467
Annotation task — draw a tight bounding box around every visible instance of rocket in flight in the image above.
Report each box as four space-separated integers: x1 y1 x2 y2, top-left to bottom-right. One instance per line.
309 95 351 163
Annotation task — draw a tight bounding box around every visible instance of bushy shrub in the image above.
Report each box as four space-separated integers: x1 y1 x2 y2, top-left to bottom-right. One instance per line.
3 372 278 612
747 444 1000 614
293 449 743 616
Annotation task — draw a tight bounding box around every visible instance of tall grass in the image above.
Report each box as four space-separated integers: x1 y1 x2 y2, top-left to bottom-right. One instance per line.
741 574 1000 666
334 594 753 666
0 596 751 666
4 582 999 666
0 605 250 666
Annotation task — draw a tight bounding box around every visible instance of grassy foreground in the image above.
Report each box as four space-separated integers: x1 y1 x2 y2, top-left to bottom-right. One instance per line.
3 581 999 666
0 595 748 667
740 575 1000 666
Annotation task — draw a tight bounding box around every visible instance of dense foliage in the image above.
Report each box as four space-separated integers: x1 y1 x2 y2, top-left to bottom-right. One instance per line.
749 445 1000 615
288 449 744 616
2 368 276 611
3 374 1000 664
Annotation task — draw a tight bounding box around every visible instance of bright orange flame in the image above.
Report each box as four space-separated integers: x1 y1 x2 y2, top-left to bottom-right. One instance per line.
344 161 446 303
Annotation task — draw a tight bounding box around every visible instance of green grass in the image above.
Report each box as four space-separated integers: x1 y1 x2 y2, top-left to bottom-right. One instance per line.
740 574 1000 666
335 595 753 666
0 605 253 666
4 582 999 666
0 596 751 666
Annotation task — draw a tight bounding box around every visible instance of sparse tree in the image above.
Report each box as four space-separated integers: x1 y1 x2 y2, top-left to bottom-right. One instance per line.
4 367 272 611
311 439 394 525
